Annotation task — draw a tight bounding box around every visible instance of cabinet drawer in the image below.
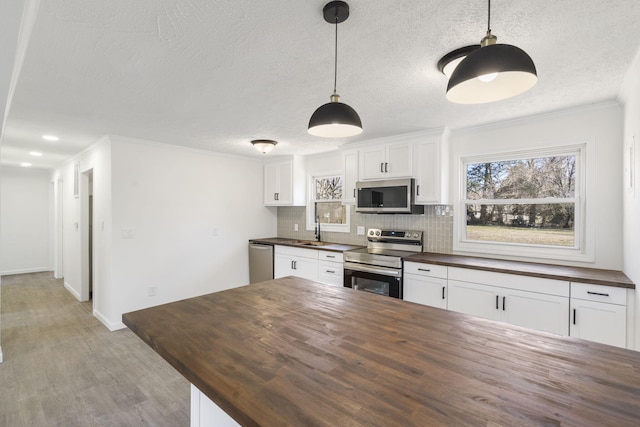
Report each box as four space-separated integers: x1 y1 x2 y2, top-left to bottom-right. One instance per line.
448 267 569 297
404 262 447 279
318 251 344 263
318 261 343 286
571 283 627 305
274 245 319 259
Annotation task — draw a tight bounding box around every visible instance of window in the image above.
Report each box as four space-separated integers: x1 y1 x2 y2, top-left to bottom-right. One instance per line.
455 145 591 262
307 174 350 233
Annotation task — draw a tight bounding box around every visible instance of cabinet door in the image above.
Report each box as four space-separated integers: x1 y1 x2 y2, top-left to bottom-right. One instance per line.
359 146 386 180
291 256 318 282
404 274 447 309
570 299 626 348
343 151 358 204
275 161 293 205
273 254 294 278
264 162 279 205
448 280 500 321
414 140 441 204
502 289 569 335
385 142 412 178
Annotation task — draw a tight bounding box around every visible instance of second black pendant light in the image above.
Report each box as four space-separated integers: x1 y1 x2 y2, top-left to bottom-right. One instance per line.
308 1 362 138
446 0 537 104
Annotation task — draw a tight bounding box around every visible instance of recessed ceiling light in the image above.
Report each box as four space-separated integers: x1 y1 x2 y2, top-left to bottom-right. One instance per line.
29 151 43 156
42 135 59 141
20 162 32 167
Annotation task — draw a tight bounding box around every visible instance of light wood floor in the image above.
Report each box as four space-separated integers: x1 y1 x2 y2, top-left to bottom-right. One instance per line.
0 272 189 426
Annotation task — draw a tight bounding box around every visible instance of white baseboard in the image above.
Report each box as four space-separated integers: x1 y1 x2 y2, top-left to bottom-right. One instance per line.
93 309 126 331
0 267 51 276
63 281 81 301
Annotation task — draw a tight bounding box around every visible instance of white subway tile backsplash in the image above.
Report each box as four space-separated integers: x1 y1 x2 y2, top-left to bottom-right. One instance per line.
277 205 453 254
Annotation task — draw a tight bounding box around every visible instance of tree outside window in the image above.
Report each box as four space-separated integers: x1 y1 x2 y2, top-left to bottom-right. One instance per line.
464 154 578 248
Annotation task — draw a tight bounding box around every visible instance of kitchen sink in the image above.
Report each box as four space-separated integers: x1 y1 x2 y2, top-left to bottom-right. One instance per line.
282 240 331 247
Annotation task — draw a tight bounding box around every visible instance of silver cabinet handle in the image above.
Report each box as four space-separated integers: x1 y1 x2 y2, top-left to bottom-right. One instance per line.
442 286 445 300
291 260 294 270
384 162 388 173
353 188 356 198
326 270 336 274
417 184 420 196
380 162 384 173
326 255 335 258
418 268 431 272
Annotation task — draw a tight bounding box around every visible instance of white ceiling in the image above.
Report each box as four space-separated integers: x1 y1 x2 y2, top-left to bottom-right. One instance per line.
3 0 640 169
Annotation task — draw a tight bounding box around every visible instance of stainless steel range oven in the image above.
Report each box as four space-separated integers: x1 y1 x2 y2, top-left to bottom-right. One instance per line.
344 229 423 299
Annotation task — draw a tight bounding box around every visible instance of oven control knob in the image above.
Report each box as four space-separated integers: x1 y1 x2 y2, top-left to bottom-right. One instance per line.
369 230 375 236
413 233 419 238
375 230 381 236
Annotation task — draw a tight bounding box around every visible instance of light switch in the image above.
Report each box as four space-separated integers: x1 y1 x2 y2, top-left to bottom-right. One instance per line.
294 224 299 231
357 226 365 235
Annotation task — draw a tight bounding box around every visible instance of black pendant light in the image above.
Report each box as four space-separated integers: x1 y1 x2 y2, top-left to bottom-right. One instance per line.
308 1 362 138
446 0 537 104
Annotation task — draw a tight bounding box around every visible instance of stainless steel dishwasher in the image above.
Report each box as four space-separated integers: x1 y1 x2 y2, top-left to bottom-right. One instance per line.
249 243 274 284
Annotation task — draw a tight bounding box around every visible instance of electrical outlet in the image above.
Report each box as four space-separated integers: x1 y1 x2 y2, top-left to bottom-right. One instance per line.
212 227 219 237
357 226 365 235
121 229 134 239
294 224 299 231
148 286 157 296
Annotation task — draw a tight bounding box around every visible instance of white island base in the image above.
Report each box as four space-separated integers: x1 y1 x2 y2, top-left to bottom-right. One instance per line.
190 384 240 427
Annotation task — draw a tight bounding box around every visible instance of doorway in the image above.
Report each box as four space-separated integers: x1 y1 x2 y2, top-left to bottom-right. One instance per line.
80 169 94 303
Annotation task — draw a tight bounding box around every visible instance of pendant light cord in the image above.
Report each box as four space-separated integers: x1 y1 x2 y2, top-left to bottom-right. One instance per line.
487 0 491 32
333 17 338 95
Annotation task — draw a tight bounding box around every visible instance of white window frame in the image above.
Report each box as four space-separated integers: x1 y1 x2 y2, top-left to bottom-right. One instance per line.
306 172 351 233
453 143 594 263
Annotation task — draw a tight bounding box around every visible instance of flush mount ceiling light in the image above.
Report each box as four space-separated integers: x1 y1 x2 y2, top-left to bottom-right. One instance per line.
29 151 43 156
20 162 32 167
251 139 277 154
42 135 59 141
446 0 537 104
308 1 362 138
437 45 480 78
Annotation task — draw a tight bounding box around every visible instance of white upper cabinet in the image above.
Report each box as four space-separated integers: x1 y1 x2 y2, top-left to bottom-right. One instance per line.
359 141 412 180
343 150 358 204
414 128 449 205
264 156 306 206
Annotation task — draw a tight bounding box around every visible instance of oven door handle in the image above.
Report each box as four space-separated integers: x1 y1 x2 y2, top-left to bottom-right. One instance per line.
344 262 401 277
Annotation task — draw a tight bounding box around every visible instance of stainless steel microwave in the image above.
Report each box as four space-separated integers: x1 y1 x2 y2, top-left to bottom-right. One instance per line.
355 178 424 214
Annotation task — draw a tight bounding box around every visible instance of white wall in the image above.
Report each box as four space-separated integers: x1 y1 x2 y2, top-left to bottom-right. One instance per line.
450 102 623 269
0 166 51 274
0 0 40 363
620 48 640 350
54 136 277 330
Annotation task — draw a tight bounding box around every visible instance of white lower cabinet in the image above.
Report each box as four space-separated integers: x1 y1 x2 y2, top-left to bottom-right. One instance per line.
570 282 627 348
274 246 344 286
274 246 319 282
403 262 448 309
446 268 570 336
318 251 344 287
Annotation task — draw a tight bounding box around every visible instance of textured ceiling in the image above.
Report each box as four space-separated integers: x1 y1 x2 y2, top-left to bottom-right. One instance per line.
3 0 640 168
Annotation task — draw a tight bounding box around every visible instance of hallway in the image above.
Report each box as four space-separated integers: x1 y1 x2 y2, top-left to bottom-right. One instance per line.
0 272 189 426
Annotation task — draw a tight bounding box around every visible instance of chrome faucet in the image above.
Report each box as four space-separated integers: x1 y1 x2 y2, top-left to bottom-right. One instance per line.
315 216 321 242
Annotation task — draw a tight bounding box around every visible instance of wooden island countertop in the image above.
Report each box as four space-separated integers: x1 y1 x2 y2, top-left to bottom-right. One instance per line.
123 277 640 426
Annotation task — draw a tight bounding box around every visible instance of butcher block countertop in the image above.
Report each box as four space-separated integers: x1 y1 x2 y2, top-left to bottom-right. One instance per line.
405 252 635 289
249 237 363 253
123 277 640 426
